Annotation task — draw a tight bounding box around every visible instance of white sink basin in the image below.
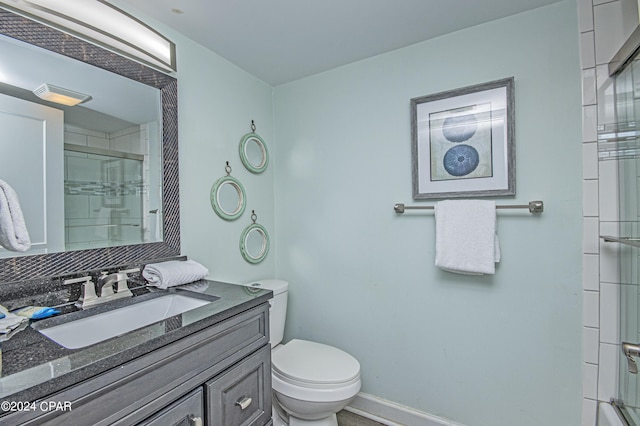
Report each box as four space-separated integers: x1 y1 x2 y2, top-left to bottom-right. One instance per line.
37 294 212 349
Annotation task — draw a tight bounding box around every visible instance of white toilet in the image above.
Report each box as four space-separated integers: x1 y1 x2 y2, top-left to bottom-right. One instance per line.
246 279 361 426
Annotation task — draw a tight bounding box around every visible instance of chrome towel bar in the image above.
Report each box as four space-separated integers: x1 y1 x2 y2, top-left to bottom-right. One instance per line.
394 200 544 214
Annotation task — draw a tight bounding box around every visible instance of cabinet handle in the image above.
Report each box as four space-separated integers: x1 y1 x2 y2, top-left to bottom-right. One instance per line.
235 396 252 410
189 416 203 426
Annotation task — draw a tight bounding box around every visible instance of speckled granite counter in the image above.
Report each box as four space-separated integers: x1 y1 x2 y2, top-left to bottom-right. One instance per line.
0 280 271 406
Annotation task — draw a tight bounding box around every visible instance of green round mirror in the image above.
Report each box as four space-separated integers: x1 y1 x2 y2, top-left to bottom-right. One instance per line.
240 216 269 264
210 175 246 221
239 132 269 174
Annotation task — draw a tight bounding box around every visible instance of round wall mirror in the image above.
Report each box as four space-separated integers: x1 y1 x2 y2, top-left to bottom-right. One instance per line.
239 132 269 174
240 222 270 263
210 175 246 221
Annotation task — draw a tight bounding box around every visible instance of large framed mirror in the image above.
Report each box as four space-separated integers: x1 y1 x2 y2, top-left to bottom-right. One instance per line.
0 8 180 283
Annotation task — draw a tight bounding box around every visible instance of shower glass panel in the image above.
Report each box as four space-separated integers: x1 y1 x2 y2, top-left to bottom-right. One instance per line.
64 149 146 250
614 54 640 426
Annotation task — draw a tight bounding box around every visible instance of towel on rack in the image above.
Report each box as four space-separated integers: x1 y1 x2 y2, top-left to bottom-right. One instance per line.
142 259 209 289
0 179 31 252
434 200 500 275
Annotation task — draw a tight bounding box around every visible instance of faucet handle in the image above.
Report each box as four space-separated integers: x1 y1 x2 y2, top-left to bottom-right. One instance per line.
622 342 640 374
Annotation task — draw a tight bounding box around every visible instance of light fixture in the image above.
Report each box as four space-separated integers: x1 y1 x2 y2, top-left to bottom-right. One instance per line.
33 83 92 106
0 0 176 73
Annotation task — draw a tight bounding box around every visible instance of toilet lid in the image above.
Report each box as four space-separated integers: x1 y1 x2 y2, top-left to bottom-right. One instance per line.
272 339 360 385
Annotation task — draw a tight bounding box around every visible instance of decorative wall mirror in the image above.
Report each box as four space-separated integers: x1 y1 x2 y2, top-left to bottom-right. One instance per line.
211 162 246 221
239 121 269 174
240 211 270 264
0 9 180 283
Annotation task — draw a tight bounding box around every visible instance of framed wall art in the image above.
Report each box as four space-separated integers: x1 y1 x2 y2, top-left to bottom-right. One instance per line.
410 77 515 199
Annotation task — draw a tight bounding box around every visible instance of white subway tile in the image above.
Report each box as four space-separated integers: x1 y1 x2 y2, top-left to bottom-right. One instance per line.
598 343 620 401
584 362 599 399
578 0 595 32
594 1 634 65
580 32 596 69
584 326 600 364
584 179 599 216
583 142 599 179
581 398 597 426
600 283 620 344
583 217 600 254
584 290 600 328
584 254 600 291
583 68 597 106
598 160 619 221
583 105 598 142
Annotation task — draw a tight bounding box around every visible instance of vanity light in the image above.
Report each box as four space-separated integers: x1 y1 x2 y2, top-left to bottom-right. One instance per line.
33 83 91 106
0 0 176 72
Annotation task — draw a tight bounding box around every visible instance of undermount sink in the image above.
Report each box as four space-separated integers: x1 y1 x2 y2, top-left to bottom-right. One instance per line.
36 293 216 349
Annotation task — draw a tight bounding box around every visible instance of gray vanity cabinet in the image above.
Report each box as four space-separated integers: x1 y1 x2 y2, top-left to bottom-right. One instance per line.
137 388 204 426
2 303 272 426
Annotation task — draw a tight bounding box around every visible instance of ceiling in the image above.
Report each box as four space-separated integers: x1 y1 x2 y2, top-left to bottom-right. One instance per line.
121 0 566 86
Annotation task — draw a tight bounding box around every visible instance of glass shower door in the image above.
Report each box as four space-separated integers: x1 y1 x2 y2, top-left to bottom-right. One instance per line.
614 54 640 426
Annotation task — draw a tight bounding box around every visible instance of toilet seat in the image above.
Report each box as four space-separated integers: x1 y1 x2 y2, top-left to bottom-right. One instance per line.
272 339 361 402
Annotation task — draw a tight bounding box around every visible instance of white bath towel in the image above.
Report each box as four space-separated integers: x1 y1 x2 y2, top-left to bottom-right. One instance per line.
0 179 31 252
143 259 209 289
434 200 500 275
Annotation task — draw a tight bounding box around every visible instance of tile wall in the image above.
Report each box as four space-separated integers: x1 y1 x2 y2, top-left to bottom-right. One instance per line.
580 0 640 424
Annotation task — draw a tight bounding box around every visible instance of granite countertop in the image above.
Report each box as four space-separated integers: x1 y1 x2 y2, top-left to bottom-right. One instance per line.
0 280 272 404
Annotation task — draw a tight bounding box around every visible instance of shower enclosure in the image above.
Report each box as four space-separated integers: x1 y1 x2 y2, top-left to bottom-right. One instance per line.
64 144 147 251
603 28 640 425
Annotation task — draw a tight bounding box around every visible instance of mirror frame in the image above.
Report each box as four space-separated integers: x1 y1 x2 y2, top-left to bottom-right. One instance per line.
240 222 270 264
239 132 269 174
210 175 246 221
0 9 180 283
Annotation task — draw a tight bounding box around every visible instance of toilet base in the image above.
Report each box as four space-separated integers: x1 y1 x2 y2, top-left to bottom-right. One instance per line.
272 407 338 426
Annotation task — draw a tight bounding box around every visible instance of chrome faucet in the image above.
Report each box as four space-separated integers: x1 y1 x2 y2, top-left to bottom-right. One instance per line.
64 271 133 309
98 272 133 300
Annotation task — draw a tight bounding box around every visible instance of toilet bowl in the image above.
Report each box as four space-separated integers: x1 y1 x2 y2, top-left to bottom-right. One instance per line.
244 279 361 426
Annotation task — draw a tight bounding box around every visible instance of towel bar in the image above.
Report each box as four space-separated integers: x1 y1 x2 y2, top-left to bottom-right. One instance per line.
393 200 544 214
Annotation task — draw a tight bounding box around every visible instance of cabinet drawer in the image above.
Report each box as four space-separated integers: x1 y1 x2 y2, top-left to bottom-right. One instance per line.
137 388 203 426
206 345 272 426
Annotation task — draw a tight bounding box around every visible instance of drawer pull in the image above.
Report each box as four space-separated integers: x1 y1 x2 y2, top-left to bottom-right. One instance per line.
235 396 252 410
189 416 203 426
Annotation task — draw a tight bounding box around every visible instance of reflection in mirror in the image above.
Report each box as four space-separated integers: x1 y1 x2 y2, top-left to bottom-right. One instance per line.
210 175 246 221
239 133 269 174
0 33 162 258
0 9 180 283
240 221 269 264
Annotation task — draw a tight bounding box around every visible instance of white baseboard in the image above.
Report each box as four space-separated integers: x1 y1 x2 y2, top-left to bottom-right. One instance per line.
346 393 466 426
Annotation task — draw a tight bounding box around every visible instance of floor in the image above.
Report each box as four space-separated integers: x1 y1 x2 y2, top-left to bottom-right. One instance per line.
337 410 386 426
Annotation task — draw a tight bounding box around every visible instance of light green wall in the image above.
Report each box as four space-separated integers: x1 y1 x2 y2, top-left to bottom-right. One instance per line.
111 0 277 284
112 1 582 424
273 2 582 425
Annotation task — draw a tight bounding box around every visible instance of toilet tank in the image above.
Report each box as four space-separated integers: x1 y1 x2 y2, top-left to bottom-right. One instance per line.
248 279 288 347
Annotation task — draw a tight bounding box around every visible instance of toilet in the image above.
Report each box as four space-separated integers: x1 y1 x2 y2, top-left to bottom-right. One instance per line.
246 279 361 426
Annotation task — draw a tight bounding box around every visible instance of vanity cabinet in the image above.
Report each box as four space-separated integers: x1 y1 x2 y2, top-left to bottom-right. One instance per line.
2 303 272 426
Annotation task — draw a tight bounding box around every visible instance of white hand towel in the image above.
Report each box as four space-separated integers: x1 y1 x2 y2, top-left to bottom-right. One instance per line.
0 305 27 334
143 259 209 289
435 200 499 275
0 179 31 252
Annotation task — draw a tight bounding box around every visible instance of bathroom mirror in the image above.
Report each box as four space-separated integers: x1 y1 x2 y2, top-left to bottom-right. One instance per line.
0 9 180 283
239 133 269 174
240 221 270 264
211 175 246 221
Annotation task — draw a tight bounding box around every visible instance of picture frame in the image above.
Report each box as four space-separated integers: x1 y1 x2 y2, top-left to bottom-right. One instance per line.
410 77 515 200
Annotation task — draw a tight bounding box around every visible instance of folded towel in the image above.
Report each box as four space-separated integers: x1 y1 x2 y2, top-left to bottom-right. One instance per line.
0 179 31 252
435 200 499 275
0 305 27 334
143 260 209 289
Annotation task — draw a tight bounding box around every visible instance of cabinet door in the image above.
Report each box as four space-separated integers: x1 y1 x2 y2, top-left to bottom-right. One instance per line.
137 388 204 426
206 345 272 426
